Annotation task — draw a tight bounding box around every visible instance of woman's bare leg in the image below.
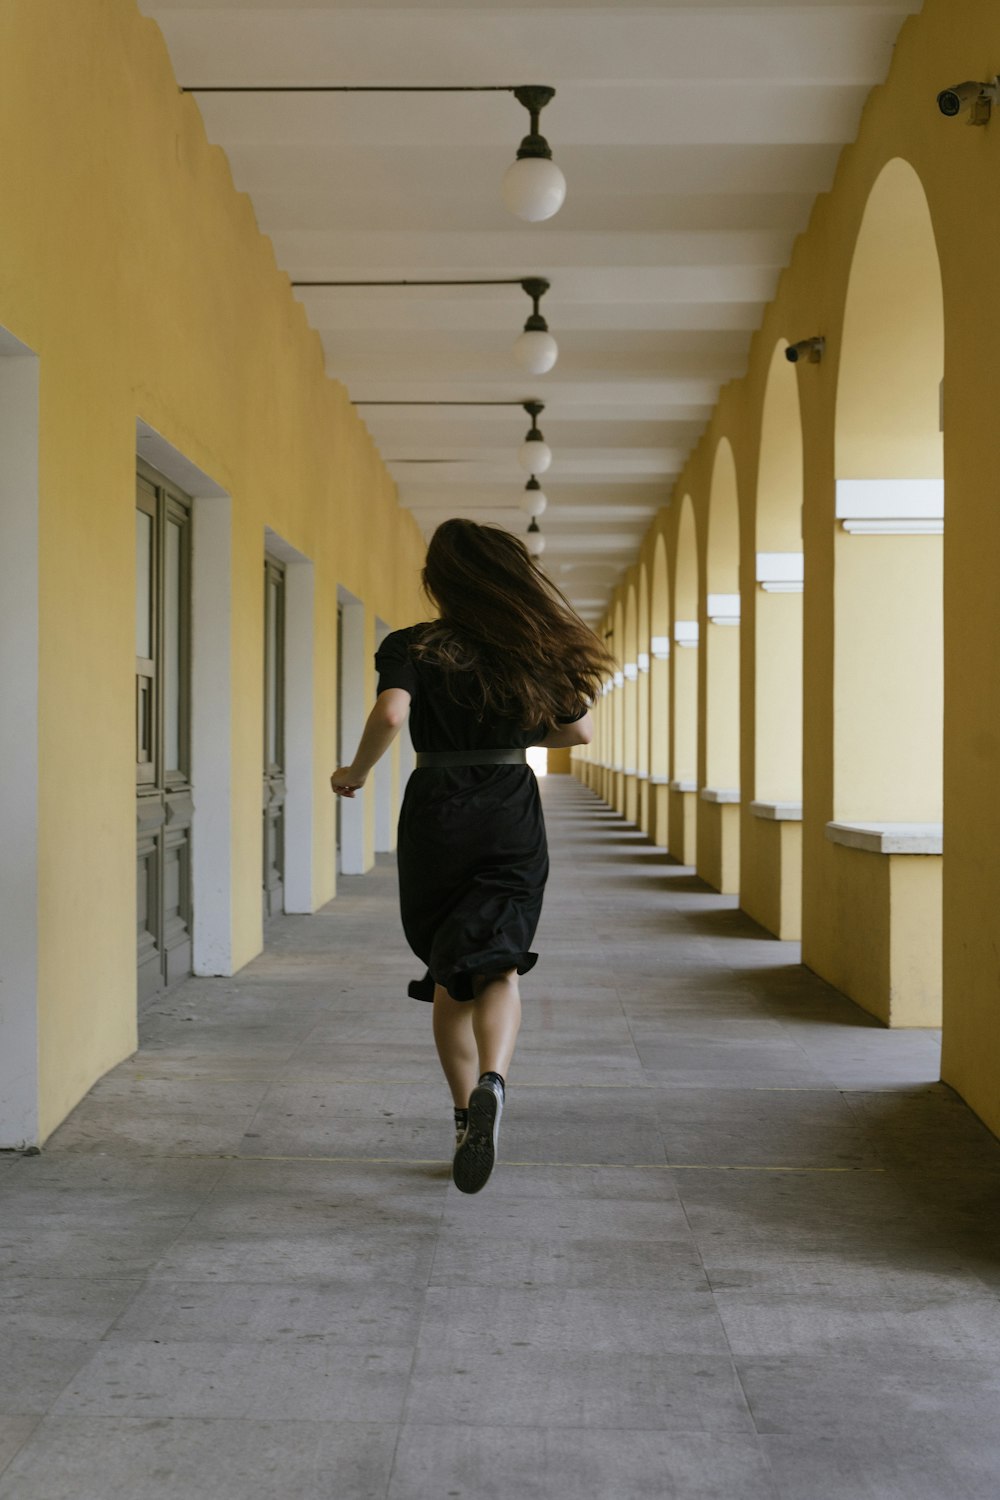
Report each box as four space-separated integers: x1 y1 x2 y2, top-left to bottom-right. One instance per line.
432 983 479 1108
471 970 522 1080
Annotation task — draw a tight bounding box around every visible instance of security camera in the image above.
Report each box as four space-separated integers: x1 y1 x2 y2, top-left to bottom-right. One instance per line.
937 78 999 125
785 337 825 365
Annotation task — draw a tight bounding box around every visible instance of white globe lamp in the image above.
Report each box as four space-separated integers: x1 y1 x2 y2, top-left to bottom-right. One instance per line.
502 156 567 224
518 436 552 475
526 520 546 558
520 478 548 518
513 328 559 375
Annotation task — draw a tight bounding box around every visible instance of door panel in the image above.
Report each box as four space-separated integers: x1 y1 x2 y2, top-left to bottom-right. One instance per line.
263 557 286 920
136 461 193 1003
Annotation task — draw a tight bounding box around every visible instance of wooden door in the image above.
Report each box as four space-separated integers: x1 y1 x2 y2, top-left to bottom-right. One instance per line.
262 556 286 919
136 461 193 1003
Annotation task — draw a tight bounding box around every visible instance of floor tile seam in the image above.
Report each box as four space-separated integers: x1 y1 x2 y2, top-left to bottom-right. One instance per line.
31 1149 890 1174
387 1414 760 1437
0 1416 44 1480
669 1145 762 1442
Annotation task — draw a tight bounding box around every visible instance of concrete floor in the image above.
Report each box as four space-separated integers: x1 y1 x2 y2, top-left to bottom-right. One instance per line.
3 776 1000 1498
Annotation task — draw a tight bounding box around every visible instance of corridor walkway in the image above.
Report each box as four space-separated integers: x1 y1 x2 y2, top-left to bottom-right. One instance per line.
3 777 1000 1498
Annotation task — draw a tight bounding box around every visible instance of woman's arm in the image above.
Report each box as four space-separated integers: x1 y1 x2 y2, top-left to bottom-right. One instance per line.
330 688 411 798
536 711 594 749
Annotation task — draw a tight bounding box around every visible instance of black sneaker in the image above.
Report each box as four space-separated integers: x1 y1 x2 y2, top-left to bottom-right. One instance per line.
453 1107 469 1151
452 1078 504 1194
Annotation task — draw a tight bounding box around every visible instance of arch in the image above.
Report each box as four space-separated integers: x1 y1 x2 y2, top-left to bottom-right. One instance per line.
704 440 740 791
833 157 944 823
755 339 804 804
836 158 944 482
706 438 740 593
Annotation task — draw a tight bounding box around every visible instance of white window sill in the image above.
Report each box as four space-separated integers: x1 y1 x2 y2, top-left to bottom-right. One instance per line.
670 779 697 793
825 821 943 856
700 788 740 805
751 800 803 822
650 775 669 786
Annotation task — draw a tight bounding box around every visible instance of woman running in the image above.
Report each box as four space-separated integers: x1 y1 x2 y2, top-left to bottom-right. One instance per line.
330 519 613 1193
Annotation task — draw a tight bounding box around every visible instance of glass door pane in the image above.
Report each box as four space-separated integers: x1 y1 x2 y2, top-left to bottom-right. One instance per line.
135 509 153 659
163 515 181 775
266 574 279 769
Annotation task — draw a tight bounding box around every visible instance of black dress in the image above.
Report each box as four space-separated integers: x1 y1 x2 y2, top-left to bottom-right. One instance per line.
375 624 584 1004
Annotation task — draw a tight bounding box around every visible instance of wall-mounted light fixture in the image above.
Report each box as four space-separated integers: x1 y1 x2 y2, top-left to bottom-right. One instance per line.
180 81 566 221
937 77 999 125
292 276 559 376
526 518 546 557
518 401 552 475
785 337 825 365
520 477 548 517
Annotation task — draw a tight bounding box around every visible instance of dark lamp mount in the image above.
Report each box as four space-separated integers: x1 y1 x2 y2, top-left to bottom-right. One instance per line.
522 399 546 441
520 277 551 332
527 519 542 534
513 85 557 161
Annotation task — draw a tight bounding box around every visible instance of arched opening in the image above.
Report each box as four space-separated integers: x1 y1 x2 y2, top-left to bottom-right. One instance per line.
670 496 699 862
755 340 804 807
612 597 626 812
623 579 639 820
829 156 944 1027
636 563 651 833
704 439 741 793
834 158 944 824
699 441 742 891
650 536 670 777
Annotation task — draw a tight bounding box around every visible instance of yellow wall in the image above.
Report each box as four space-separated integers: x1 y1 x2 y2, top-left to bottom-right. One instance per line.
0 0 426 1139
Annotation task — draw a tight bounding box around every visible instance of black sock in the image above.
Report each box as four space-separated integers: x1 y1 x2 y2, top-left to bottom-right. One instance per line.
453 1106 469 1129
479 1070 505 1098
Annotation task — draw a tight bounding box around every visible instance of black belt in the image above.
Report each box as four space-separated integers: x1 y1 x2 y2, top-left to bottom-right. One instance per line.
415 749 527 768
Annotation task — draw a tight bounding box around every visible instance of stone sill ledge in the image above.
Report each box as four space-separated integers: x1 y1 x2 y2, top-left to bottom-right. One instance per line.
700 788 741 805
670 779 697 793
650 776 669 787
825 821 943 856
751 800 803 823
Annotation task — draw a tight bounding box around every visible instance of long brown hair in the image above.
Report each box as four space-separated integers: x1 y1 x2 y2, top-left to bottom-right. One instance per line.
412 519 616 730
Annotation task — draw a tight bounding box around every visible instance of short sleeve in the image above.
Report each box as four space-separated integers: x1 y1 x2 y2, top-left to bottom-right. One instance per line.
375 629 418 700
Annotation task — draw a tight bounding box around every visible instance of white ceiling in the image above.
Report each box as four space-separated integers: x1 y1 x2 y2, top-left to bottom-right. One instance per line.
139 0 920 620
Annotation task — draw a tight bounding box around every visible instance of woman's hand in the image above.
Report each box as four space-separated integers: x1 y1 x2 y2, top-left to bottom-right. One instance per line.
330 767 366 799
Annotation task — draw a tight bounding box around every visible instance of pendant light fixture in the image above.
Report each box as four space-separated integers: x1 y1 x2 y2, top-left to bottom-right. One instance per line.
502 86 567 223
294 276 559 378
526 519 546 558
512 278 559 375
180 82 566 224
520 477 548 518
518 401 552 475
